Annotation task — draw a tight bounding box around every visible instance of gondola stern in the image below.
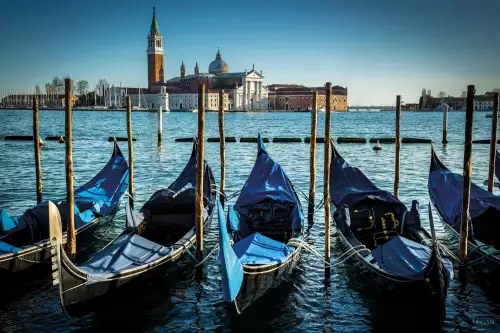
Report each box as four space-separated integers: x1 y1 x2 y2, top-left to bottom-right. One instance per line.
48 200 88 318
429 146 448 173
257 133 268 155
112 140 124 158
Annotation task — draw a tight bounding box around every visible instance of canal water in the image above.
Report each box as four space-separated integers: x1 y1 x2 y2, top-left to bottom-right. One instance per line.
0 110 499 332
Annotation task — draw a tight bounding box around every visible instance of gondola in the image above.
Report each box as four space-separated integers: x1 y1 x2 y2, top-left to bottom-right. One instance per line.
428 146 500 289
0 141 129 277
331 145 453 319
49 141 216 318
218 134 304 314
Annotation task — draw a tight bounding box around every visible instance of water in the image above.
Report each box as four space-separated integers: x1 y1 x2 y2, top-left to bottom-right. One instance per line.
0 109 499 332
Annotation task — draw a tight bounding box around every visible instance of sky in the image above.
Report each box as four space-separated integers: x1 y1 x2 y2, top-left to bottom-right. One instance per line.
0 0 498 105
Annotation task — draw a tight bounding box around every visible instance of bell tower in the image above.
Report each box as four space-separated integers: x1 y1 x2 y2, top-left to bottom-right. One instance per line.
147 7 164 90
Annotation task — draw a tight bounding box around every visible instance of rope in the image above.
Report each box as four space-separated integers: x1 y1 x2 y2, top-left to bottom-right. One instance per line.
288 238 369 267
421 239 500 267
183 243 220 267
224 190 242 201
292 184 314 206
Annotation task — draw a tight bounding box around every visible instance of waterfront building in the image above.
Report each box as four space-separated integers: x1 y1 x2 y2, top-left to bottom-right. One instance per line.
419 91 497 111
267 84 348 111
166 57 268 111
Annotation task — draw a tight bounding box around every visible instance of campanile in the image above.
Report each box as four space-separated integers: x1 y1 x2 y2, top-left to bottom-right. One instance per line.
147 7 164 90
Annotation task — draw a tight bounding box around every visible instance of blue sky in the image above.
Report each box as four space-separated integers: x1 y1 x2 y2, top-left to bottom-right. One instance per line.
0 0 498 105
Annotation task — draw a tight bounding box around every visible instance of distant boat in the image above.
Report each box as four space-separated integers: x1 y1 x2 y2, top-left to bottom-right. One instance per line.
133 87 149 111
380 107 395 112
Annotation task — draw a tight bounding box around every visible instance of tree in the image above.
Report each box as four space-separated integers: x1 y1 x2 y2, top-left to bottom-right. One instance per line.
438 91 446 98
461 90 467 98
493 88 500 93
52 77 63 95
76 80 89 106
427 89 432 97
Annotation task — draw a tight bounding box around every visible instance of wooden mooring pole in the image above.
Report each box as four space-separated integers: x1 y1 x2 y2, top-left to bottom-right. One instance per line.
394 95 401 198
442 103 449 144
157 104 163 143
488 92 499 193
196 84 206 262
218 89 226 205
64 78 76 258
324 82 332 278
33 96 43 204
460 85 475 264
308 91 318 219
126 96 135 209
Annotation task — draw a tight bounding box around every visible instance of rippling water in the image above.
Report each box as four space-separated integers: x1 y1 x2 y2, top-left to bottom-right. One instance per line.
1 109 500 332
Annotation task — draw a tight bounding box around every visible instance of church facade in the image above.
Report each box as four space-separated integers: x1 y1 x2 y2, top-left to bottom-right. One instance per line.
166 54 268 111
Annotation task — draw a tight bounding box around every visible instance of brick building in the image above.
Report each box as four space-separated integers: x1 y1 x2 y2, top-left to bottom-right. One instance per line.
267 85 348 111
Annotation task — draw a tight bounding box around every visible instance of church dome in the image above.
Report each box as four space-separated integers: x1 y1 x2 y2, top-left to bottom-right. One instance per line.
208 49 229 74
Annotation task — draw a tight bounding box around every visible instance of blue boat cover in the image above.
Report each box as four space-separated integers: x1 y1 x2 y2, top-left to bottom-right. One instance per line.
0 142 129 239
0 240 20 254
330 147 421 232
232 232 294 265
330 147 403 208
0 209 17 233
73 142 129 217
372 236 454 280
217 201 243 302
428 148 500 239
233 134 304 232
80 234 171 282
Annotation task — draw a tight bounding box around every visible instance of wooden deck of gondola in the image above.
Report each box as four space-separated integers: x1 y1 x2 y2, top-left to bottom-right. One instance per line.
55 209 214 318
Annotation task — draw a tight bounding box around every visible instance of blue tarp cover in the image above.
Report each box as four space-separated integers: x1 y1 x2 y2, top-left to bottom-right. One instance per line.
0 209 17 233
233 134 304 231
0 240 20 254
428 149 500 236
80 234 171 281
1 143 128 239
330 148 421 232
217 201 244 302
330 147 403 208
372 236 454 280
232 232 294 265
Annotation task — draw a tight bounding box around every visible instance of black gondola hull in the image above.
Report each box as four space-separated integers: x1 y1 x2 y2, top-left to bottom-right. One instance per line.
231 244 301 313
0 211 116 278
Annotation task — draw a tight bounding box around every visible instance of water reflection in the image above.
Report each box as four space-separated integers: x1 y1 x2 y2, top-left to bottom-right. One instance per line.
1 110 500 331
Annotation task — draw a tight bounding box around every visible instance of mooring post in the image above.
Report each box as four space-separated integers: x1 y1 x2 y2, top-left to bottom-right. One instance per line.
324 82 332 279
196 84 206 262
460 85 475 265
442 103 449 144
64 78 76 258
126 96 135 209
33 96 43 204
157 104 163 143
308 91 318 219
488 93 499 193
218 89 226 205
394 95 401 198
